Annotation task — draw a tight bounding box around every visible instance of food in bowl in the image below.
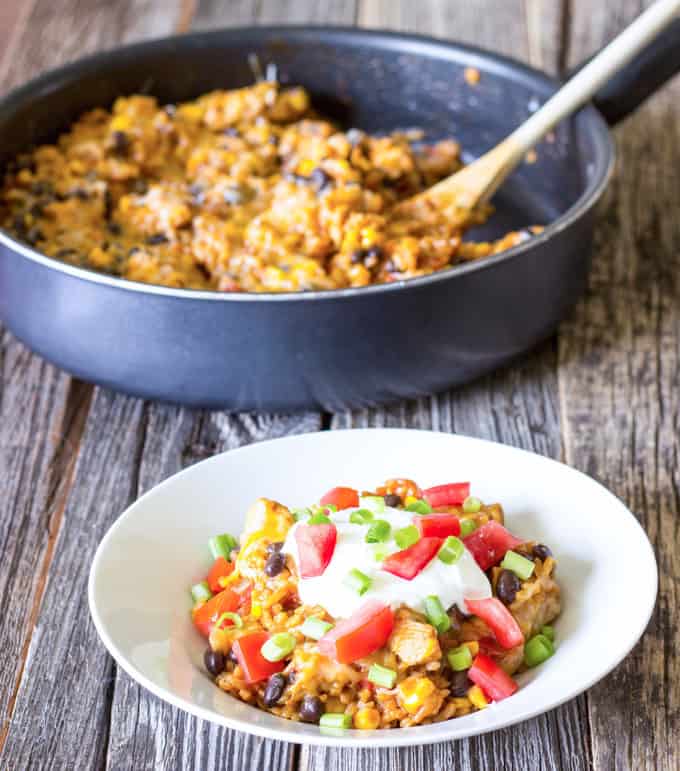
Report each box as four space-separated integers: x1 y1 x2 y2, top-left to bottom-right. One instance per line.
190 479 560 729
1 81 540 293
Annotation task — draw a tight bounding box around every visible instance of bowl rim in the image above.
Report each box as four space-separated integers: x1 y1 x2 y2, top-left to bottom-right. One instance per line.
0 24 614 303
87 428 658 747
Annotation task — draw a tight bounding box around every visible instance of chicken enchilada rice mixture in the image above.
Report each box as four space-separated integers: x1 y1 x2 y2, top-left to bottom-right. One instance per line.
192 479 560 729
1 81 540 292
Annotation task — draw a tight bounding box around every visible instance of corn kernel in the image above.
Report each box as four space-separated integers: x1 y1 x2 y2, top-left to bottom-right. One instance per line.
297 159 316 176
251 602 262 619
353 707 380 730
110 115 132 132
396 676 436 714
404 496 418 507
463 641 479 656
467 685 489 710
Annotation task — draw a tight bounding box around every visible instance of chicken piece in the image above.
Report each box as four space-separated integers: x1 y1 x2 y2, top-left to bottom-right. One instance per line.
388 608 441 666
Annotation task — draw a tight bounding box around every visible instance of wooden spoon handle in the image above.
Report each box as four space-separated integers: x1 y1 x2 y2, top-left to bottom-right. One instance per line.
510 0 680 155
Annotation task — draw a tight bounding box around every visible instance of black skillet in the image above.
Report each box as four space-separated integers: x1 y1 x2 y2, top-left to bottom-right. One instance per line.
0 25 678 411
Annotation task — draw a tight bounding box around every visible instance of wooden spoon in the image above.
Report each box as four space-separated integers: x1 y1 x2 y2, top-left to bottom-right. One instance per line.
398 0 680 218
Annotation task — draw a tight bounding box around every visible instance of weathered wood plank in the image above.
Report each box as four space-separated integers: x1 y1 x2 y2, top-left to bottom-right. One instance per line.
0 389 147 769
304 2 591 770
194 0 357 29
0 336 89 753
560 2 680 770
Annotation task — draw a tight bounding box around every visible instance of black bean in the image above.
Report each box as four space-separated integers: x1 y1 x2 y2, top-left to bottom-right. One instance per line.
227 647 239 664
111 130 130 156
496 569 521 605
107 222 122 235
299 695 323 723
267 541 284 554
204 649 226 677
146 233 169 245
310 167 332 193
532 544 552 561
263 673 287 707
26 227 44 245
383 493 401 508
131 179 148 195
103 188 113 219
366 246 384 260
31 180 53 196
264 550 286 577
350 248 368 264
448 670 472 697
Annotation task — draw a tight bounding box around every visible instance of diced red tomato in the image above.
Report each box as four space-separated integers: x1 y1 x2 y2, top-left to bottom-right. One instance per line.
320 486 359 510
414 513 461 539
232 631 285 684
192 587 240 638
478 636 507 657
463 521 524 570
206 556 235 593
465 597 524 649
381 536 443 580
422 482 470 508
319 600 394 663
295 523 337 578
468 653 519 701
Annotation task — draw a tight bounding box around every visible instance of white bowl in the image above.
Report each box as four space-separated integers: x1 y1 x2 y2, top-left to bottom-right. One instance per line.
88 429 657 747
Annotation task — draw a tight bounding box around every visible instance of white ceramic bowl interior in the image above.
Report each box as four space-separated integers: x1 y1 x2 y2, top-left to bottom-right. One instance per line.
88 429 657 747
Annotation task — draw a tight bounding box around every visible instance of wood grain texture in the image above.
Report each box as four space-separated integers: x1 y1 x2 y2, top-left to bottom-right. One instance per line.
560 2 680 769
194 0 356 29
0 389 146 770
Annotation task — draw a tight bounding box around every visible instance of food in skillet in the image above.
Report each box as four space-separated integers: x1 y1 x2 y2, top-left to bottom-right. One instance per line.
190 479 560 729
1 81 540 292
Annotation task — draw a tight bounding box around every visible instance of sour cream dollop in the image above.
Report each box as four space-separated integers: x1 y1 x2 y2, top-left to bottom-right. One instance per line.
282 506 491 620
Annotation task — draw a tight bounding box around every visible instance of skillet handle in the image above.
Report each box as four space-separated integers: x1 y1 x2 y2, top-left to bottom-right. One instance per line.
584 16 680 125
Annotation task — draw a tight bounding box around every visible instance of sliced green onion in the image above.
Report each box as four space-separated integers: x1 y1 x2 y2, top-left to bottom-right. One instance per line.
349 508 374 525
447 644 473 671
215 611 243 629
343 568 372 595
319 713 352 729
261 632 297 662
368 663 397 688
524 633 555 667
438 535 464 565
501 550 535 581
324 503 338 513
190 580 213 605
365 519 391 543
424 595 451 633
405 499 432 515
394 525 420 549
292 507 312 521
360 495 386 514
540 625 555 642
462 496 482 514
370 543 391 562
208 533 238 560
459 518 477 538
300 616 333 640
308 512 333 525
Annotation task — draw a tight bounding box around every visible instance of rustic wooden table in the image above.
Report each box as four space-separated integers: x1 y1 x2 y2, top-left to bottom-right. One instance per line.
1 1 678 769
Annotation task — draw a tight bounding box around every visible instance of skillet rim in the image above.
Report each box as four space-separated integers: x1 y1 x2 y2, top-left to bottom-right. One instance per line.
0 24 615 304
